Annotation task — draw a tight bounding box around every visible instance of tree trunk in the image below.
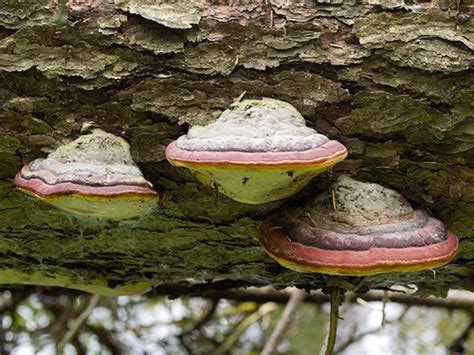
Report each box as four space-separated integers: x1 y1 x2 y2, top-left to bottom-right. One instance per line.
0 0 472 297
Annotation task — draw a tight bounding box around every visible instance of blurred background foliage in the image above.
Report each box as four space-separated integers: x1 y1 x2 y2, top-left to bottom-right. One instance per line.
0 287 472 354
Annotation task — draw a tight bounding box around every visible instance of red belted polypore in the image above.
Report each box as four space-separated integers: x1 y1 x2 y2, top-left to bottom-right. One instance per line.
166 98 348 204
14 130 158 219
259 175 459 276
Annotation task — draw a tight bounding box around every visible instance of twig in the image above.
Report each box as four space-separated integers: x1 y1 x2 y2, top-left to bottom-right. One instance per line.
182 299 219 337
178 288 474 312
234 91 247 104
212 302 277 354
86 323 123 354
57 294 101 353
321 288 342 355
334 306 410 353
306 212 319 227
178 299 219 353
448 318 474 354
262 288 306 355
331 190 337 211
265 0 274 27
381 291 388 326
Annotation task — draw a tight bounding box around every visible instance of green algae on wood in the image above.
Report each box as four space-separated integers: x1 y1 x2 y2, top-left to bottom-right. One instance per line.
0 0 472 297
0 269 152 297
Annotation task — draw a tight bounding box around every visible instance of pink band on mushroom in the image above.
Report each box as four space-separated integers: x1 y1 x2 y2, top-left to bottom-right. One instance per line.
261 220 458 273
166 140 347 167
15 175 156 198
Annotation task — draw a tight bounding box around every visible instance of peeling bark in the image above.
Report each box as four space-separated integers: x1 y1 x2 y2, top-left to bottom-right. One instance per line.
0 0 473 297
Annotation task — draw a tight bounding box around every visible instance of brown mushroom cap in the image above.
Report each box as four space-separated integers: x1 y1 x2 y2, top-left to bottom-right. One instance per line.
259 175 459 275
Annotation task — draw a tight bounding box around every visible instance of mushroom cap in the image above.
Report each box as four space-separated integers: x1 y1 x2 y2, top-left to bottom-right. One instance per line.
14 130 158 219
259 175 459 275
176 98 330 153
166 98 347 204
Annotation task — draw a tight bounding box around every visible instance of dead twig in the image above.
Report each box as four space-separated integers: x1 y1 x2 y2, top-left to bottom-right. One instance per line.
57 294 100 354
178 299 220 353
213 303 277 354
321 288 342 355
262 288 306 355
189 288 474 312
334 306 410 353
448 318 474 354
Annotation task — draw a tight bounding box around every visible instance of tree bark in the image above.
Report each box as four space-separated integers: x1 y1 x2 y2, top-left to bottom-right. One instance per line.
0 0 472 297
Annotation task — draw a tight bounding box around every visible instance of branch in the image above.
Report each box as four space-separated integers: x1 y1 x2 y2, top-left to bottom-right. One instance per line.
179 287 474 312
86 323 124 354
57 294 101 353
213 303 277 354
448 318 474 354
178 299 219 354
321 288 342 355
262 288 306 355
334 306 410 353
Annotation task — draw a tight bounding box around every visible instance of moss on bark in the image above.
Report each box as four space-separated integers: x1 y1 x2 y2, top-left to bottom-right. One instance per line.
0 0 472 296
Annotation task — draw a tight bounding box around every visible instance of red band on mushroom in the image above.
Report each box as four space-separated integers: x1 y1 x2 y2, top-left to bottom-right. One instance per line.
259 175 459 275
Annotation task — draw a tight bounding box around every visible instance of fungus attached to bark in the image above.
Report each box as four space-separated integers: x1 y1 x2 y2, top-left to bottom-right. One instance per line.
166 98 348 204
259 175 459 276
14 130 158 220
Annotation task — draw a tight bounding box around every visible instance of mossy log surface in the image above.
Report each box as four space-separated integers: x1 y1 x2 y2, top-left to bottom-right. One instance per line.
0 1 473 297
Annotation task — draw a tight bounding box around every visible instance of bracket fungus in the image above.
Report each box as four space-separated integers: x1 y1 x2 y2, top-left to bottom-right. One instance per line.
14 130 158 220
166 98 347 204
260 175 459 276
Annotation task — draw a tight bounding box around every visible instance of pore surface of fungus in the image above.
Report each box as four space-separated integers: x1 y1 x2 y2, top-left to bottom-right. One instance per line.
14 130 158 219
259 175 458 276
166 98 347 204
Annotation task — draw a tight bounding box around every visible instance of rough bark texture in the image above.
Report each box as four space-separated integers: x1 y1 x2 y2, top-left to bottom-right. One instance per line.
0 0 473 297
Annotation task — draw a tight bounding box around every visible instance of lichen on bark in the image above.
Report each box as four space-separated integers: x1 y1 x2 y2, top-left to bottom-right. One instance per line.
0 0 472 297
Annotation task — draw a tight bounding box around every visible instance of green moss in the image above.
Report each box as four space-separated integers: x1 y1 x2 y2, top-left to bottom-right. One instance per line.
365 142 406 159
0 153 21 180
1 112 52 135
0 134 20 153
0 2 472 296
336 92 446 143
382 39 472 73
354 12 472 50
0 0 52 29
0 269 152 296
1 161 472 297
123 17 185 55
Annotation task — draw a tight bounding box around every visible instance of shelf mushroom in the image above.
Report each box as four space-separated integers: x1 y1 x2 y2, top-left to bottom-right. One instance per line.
166 98 348 204
259 175 459 276
14 130 159 220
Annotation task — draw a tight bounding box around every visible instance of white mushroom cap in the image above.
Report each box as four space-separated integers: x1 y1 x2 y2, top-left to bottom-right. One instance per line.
22 130 149 186
176 98 329 152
